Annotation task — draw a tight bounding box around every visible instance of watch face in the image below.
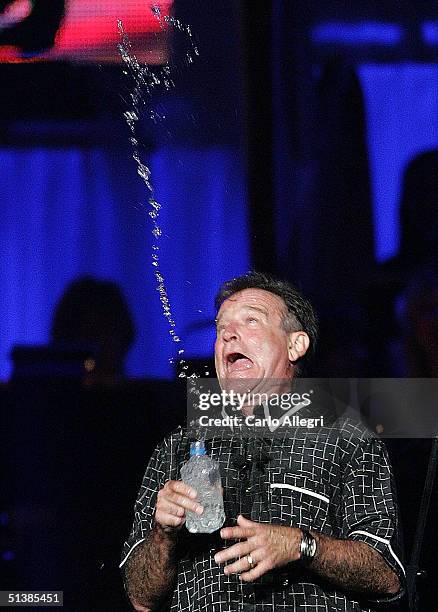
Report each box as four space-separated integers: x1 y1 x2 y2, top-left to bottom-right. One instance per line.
300 531 316 565
309 534 317 558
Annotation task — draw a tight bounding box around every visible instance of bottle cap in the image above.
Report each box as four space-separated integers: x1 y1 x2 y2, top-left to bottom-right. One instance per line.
190 440 206 456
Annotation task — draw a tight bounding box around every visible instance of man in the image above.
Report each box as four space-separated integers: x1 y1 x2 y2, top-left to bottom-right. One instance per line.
121 272 404 611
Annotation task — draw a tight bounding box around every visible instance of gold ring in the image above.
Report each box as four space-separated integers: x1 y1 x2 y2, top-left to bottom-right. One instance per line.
246 553 255 569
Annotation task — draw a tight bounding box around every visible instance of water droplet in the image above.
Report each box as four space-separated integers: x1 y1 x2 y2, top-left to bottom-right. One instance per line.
118 14 200 379
124 110 138 122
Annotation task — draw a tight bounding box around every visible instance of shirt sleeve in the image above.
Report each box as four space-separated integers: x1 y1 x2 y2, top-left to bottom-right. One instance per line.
119 435 177 569
341 435 406 602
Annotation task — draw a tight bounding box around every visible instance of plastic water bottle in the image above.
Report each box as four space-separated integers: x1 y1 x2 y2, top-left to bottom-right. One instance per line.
180 440 225 533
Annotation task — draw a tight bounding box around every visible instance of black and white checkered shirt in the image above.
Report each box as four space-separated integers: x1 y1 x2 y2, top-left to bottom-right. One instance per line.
121 416 405 611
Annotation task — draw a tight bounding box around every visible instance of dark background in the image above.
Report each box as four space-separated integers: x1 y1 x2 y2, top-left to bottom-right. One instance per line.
1 1 437 610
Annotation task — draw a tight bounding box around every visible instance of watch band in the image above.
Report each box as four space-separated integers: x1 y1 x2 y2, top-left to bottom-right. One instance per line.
300 529 317 566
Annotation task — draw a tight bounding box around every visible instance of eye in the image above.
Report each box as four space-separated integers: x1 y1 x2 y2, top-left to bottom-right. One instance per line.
247 316 258 325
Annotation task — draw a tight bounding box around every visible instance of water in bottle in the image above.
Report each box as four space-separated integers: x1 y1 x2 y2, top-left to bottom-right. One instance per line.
180 440 225 533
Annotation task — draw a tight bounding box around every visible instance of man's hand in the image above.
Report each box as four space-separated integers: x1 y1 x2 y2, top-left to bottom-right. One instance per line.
214 515 302 581
125 481 203 611
155 480 203 531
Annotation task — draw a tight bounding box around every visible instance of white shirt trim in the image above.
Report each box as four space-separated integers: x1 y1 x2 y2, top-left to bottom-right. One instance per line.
270 483 330 504
349 530 406 576
119 538 146 568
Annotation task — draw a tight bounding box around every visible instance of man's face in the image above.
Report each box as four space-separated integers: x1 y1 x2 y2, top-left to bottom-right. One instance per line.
214 288 306 391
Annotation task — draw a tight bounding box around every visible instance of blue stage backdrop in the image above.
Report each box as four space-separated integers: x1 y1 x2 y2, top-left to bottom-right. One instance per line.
358 63 438 262
0 142 250 380
3 64 438 380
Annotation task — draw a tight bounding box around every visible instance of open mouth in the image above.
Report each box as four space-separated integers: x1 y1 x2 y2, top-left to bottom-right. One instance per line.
226 352 253 372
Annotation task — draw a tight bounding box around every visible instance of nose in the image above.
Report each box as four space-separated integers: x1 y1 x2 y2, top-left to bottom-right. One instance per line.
222 322 240 342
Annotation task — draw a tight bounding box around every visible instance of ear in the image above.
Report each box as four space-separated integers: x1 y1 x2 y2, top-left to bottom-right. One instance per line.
287 331 310 362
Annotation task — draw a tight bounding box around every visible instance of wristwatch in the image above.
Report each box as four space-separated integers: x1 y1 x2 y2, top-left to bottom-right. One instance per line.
299 529 317 566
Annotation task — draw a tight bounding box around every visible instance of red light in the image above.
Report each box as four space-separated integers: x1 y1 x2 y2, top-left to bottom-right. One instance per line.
0 0 173 63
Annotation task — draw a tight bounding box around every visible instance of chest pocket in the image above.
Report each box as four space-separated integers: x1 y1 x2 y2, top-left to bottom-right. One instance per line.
269 472 331 532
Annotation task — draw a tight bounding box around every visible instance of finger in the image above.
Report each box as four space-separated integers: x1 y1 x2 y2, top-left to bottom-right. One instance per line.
222 554 256 576
159 488 203 515
222 550 261 576
214 541 252 564
237 514 257 528
169 494 203 515
156 499 186 518
155 510 186 529
220 526 254 540
239 559 271 582
166 481 198 499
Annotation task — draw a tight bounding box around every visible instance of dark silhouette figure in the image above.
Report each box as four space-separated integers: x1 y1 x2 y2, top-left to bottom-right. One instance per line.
51 276 136 386
3 277 137 609
395 261 438 378
364 149 438 376
0 0 66 54
399 151 438 270
374 264 438 611
288 61 374 316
